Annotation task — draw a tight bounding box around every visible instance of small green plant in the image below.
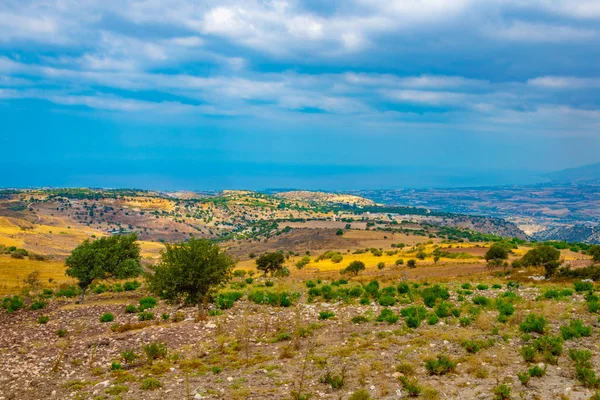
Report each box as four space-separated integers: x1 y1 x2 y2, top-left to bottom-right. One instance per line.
110 362 122 371
138 297 157 311
318 311 335 320
560 319 592 340
424 354 456 376
138 311 155 321
348 388 371 400
517 371 530 385
376 308 399 324
99 313 114 323
121 349 137 364
38 315 50 324
56 329 68 337
427 313 439 325
399 376 422 397
319 368 345 389
143 342 167 361
30 300 47 310
125 304 137 313
528 365 545 377
520 314 546 334
492 384 511 400
351 315 369 324
141 377 162 390
472 295 490 306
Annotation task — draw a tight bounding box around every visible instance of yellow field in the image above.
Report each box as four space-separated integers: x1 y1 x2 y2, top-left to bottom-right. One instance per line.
0 256 75 296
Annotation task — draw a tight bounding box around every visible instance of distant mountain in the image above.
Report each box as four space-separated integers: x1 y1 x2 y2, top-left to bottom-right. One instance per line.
532 224 600 244
544 163 600 183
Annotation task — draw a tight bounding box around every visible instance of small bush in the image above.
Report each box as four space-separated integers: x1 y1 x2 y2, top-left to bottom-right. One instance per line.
56 329 68 337
348 388 371 400
424 355 457 375
399 376 422 397
351 315 369 324
318 311 335 320
2 296 24 313
141 377 162 390
124 280 141 291
125 304 138 313
143 342 167 361
376 308 399 324
121 350 137 364
492 384 511 400
245 277 254 284
472 295 490 307
520 314 547 334
30 300 46 310
138 311 155 321
397 282 410 294
138 297 157 311
99 313 115 323
574 281 594 292
528 365 545 378
38 315 50 324
561 319 592 340
378 295 396 307
476 284 489 290
265 280 275 287
427 313 439 325
110 362 122 371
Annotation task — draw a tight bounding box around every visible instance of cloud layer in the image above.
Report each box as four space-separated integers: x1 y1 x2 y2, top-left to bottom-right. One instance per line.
1 0 599 184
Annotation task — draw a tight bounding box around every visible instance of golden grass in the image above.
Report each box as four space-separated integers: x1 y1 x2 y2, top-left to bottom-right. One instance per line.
0 255 75 295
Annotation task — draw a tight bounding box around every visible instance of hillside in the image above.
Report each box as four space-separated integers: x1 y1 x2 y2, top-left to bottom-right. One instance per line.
533 224 600 244
544 163 600 184
275 191 377 207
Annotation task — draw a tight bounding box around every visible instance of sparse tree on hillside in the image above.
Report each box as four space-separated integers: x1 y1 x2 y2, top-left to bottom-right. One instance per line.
485 243 509 262
255 252 286 276
343 260 365 276
66 234 141 303
589 245 600 263
407 259 417 268
147 238 235 320
518 244 561 277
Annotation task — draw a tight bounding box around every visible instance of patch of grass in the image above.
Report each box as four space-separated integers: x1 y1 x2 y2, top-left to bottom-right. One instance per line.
318 311 335 320
105 385 129 395
38 315 49 324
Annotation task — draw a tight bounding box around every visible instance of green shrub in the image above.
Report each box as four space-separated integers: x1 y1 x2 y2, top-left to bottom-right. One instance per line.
125 304 137 313
138 297 157 311
349 286 363 298
424 355 456 375
378 295 396 307
427 313 439 325
399 376 422 397
141 378 162 390
461 283 472 290
532 336 563 364
492 284 502 289
461 338 494 354
265 280 275 287
574 281 594 292
56 329 68 337
492 384 511 400
351 315 369 324
110 362 122 371
395 259 404 266
435 301 452 318
38 315 50 324
397 282 410 294
55 286 78 298
560 319 592 340
215 291 244 310
121 350 137 363
518 372 530 385
376 308 399 324
472 295 490 307
520 314 547 334
138 311 155 321
124 280 141 291
348 388 371 400
30 300 46 310
99 313 115 323
319 369 345 389
2 296 24 313
476 284 489 290
521 345 536 362
319 311 335 320
421 285 450 308
143 342 167 361
528 365 545 378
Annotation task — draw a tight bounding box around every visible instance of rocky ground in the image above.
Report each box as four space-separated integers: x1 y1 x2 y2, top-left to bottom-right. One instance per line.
1 276 600 400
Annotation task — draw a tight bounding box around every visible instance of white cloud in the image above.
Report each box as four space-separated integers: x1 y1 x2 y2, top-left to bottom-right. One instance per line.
490 21 596 42
528 76 600 89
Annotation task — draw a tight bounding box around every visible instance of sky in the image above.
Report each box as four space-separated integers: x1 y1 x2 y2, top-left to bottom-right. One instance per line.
1 0 599 190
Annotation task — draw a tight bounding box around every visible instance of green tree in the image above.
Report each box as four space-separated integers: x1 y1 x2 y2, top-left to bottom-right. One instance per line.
336 229 344 236
147 238 234 319
66 234 141 303
255 252 285 276
407 259 417 268
519 244 561 277
485 243 509 262
589 245 600 263
343 261 365 276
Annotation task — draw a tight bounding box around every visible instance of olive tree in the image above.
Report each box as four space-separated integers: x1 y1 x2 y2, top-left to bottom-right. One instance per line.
255 252 285 276
66 234 141 303
147 238 235 320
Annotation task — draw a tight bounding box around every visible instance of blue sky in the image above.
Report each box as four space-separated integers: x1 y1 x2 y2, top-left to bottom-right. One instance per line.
1 0 599 190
